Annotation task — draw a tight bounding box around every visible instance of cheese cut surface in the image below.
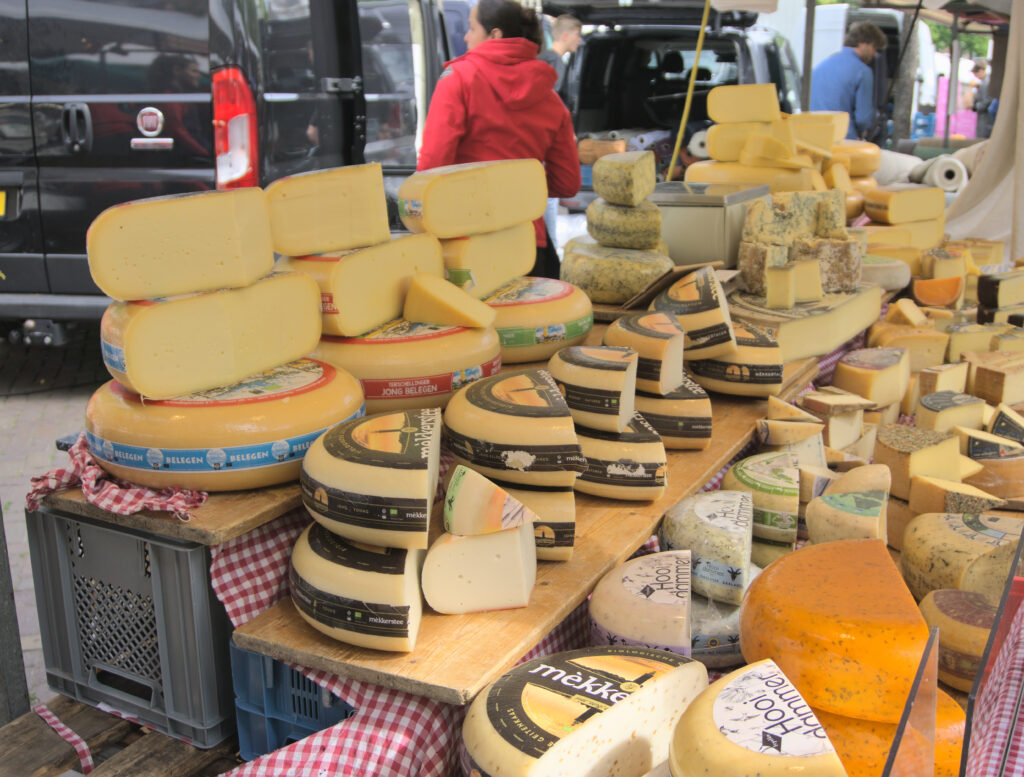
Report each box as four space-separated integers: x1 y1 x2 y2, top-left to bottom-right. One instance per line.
574 413 667 501
590 550 692 655
314 320 501 413
289 523 423 652
831 347 909 407
592 150 657 207
919 361 969 396
398 159 546 237
441 222 536 300
864 184 946 225
278 233 444 337
661 490 753 605
402 272 496 329
668 659 846 777
443 368 586 487
587 198 662 250
650 266 737 360
920 588 998 691
443 465 537 535
100 272 322 399
740 538 930 722
916 390 985 432
86 187 273 300
871 325 948 373
461 646 708 777
603 312 686 395
300 407 441 550
265 163 390 255
861 253 912 291
707 84 781 123
978 270 1024 308
901 511 1023 603
634 376 712 450
85 359 364 492
767 395 821 423
873 424 960 501
908 474 1006 514
687 322 783 398
706 121 772 161
561 236 673 305
806 489 887 544
485 277 594 363
421 520 536 614
988 402 1024 443
548 346 638 433
721 451 799 543
500 482 576 561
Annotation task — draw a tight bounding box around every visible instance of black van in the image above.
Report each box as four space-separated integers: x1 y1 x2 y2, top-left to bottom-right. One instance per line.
0 0 452 342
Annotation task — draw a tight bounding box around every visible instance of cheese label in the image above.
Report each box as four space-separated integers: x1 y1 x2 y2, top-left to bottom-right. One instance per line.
100 338 127 373
580 458 666 487
819 490 886 517
840 347 904 370
652 267 722 317
555 347 635 413
692 633 742 659
688 358 782 386
590 622 690 655
533 521 575 549
495 314 593 349
445 425 587 474
329 319 465 344
321 409 438 470
486 277 574 307
300 469 429 533
359 353 501 401
481 646 690 757
990 410 1024 442
965 435 1020 460
320 292 339 315
637 411 712 439
920 391 982 412
688 491 752 591
463 370 570 419
618 552 691 606
712 661 833 756
446 267 475 288
954 513 1021 545
397 198 423 218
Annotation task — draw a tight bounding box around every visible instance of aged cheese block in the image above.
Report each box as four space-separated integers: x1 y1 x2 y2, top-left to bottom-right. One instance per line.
953 425 1024 459
873 423 960 501
908 475 1006 514
767 395 821 423
750 538 794 568
964 455 1024 499
650 266 737 360
574 413 667 501
864 184 945 225
634 376 713 450
461 646 708 777
722 451 800 544
806 489 887 545
885 297 928 327
740 538 930 722
831 347 910 407
265 163 390 255
799 390 874 417
687 322 783 398
587 198 662 250
974 357 1024 405
740 196 813 246
789 236 862 292
603 312 686 395
560 236 673 304
100 272 321 399
777 189 848 239
398 159 546 237
919 362 969 395
920 588 998 692
945 322 1009 361
978 271 1024 309
87 187 273 300
707 84 781 122
549 346 638 433
706 121 772 161
485 277 594 364
443 465 537 536
737 242 789 296
871 325 948 373
592 150 657 207
290 523 423 652
988 401 1024 442
440 222 536 300
915 391 985 432
922 247 968 279
861 253 912 291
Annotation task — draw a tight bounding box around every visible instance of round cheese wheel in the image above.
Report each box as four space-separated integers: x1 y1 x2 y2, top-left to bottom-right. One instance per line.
313 319 500 413
484 277 593 364
85 359 364 491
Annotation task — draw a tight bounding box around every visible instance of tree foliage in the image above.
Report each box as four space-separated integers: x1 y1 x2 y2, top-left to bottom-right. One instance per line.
924 19 989 58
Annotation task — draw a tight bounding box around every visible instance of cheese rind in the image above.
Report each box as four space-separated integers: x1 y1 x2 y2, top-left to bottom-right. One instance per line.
485 278 594 364
721 451 799 543
574 413 667 501
634 377 713 450
86 188 274 300
920 588 998 691
100 272 322 399
915 391 985 432
603 312 686 395
561 236 673 304
548 346 638 433
687 323 783 398
908 475 1006 514
650 267 737 360
806 489 887 544
440 222 536 300
587 198 662 250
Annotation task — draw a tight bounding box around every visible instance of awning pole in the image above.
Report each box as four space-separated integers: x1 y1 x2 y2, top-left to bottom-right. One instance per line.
666 0 713 181
801 0 815 111
945 12 960 148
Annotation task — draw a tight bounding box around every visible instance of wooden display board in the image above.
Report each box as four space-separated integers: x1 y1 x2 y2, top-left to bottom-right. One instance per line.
233 357 819 705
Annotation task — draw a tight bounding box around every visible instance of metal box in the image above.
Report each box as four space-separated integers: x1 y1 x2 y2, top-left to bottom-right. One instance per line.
650 181 771 268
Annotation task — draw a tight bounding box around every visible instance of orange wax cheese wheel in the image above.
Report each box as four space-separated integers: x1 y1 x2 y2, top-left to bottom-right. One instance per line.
485 277 594 364
913 276 965 308
739 538 930 723
85 359 364 492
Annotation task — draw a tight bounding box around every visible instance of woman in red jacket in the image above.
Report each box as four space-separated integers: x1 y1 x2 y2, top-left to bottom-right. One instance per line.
417 0 581 278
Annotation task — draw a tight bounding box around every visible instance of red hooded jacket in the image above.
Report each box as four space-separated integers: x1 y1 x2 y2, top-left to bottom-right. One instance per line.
417 37 581 247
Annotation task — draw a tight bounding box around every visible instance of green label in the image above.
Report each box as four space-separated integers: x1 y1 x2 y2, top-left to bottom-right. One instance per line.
819 490 885 517
497 312 594 348
446 268 474 288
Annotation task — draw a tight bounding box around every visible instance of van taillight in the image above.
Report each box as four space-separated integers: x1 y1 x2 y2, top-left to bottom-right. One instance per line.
212 67 258 188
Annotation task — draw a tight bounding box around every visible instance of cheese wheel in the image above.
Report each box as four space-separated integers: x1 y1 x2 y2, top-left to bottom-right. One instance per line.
863 184 945 225
500 482 576 561
560 236 673 305
649 266 737 360
443 465 537 536
634 375 712 450
603 311 686 395
548 346 638 433
300 408 441 550
592 150 657 207
289 522 423 652
461 646 708 777
586 198 662 250
574 412 667 501
100 272 322 399
830 140 882 177
85 359 363 492
313 319 501 413
920 588 998 691
485 277 594 364
721 451 800 543
687 322 783 397
440 222 537 300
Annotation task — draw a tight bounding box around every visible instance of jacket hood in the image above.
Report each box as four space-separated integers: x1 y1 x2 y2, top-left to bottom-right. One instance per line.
448 38 557 110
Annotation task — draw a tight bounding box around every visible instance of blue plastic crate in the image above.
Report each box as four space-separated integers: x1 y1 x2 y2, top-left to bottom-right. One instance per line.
230 640 355 760
580 164 593 188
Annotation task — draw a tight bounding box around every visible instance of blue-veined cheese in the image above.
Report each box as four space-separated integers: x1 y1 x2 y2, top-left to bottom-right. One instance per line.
485 277 594 364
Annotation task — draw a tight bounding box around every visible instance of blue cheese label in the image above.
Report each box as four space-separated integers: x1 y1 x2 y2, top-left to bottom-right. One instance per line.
100 338 127 373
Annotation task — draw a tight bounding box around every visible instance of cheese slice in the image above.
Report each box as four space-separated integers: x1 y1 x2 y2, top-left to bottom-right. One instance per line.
722 451 800 544
590 550 692 655
289 523 423 652
500 482 576 561
300 408 441 549
574 413 667 501
443 368 586 487
265 163 390 255
767 395 821 423
634 376 713 450
832 347 910 408
561 236 674 305
764 265 796 309
548 346 638 433
422 520 536 614
650 266 737 360
908 474 1007 514
740 538 930 722
920 588 998 692
873 424 960 501
603 312 686 395
660 490 754 605
687 322 783 398
707 84 781 123
592 150 657 207
441 222 537 300
485 277 594 364
399 159 546 237
988 402 1024 443
86 187 273 300
885 297 928 327
99 272 321 399
403 272 496 329
587 198 662 250
668 659 847 777
443 465 537 535
806 489 887 545
915 391 985 432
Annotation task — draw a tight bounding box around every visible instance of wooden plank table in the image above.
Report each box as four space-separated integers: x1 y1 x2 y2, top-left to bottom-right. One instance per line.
233 357 820 706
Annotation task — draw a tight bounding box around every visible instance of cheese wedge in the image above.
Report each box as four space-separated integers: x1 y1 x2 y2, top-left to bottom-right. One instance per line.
403 272 496 328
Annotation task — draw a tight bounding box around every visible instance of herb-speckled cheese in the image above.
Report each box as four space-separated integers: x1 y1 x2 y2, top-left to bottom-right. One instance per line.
592 150 657 207
587 198 662 250
560 235 674 304
920 588 998 692
721 450 799 543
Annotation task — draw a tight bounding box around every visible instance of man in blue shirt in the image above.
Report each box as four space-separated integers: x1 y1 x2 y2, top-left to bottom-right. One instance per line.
810 22 888 139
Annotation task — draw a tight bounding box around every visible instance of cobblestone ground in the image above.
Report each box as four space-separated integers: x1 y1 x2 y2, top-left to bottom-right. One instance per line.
1 321 109 707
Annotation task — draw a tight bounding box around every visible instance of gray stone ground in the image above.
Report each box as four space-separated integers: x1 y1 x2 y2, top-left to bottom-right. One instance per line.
1 321 109 707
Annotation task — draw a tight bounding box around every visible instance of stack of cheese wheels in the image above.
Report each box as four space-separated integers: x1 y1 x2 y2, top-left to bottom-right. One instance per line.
863 183 946 251
85 180 373 491
564 150 674 305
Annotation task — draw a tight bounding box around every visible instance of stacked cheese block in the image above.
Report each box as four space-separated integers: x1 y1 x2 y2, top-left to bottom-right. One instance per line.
85 185 366 492
864 182 947 257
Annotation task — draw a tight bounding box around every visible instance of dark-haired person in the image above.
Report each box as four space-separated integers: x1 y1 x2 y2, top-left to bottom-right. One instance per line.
417 0 580 278
972 60 994 139
810 22 888 140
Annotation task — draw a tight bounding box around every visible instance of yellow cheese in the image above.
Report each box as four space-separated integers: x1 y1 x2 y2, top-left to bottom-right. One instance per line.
85 359 364 492
500 482 576 561
649 266 737 360
830 139 882 177
548 346 638 433
945 322 1008 361
884 297 928 327
721 451 800 543
750 538 794 568
843 423 878 463
864 184 945 225
868 217 946 250
687 322 783 398
901 373 920 416
864 225 913 246
86 187 273 300
707 84 781 123
265 163 390 255
398 159 546 237
872 325 948 372
792 259 824 302
831 347 910 407
560 235 674 305
587 198 662 250
814 409 865 451
99 272 321 399
767 395 821 423
964 455 1024 499
798 389 874 417
485 277 594 363
603 311 685 395
314 320 500 413
793 110 850 143
919 362 968 395
634 376 713 450
851 175 879 195
974 355 1024 405
788 113 838 152
706 121 772 161
764 265 796 308
592 150 657 207
402 273 496 329
919 589 998 691
908 475 1006 514
953 425 1024 459
873 424 960 501
915 391 985 432
988 401 1024 443
440 222 536 299
755 419 824 447
806 487 887 545
278 234 444 337
301 407 441 549
574 413 667 501
290 523 423 652
923 248 968 279
823 160 853 192
684 161 822 193
443 465 537 536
